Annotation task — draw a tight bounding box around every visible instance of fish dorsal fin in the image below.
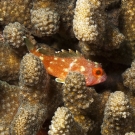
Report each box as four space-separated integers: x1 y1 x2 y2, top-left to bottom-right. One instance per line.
25 37 83 58
25 37 55 56
54 49 83 58
37 46 55 56
38 48 83 58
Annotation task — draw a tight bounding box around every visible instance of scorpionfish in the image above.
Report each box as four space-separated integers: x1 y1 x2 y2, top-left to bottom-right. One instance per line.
25 38 107 86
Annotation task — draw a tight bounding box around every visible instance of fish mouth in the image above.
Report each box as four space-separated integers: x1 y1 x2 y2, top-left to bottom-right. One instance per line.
86 74 107 86
98 74 107 84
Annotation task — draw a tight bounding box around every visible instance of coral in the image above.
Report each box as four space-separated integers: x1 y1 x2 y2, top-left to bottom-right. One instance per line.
0 0 32 28
104 25 125 50
78 24 125 58
63 72 94 114
48 106 85 135
122 60 135 94
0 53 50 135
56 0 76 35
101 91 134 135
48 107 74 135
76 1 125 61
18 53 50 112
125 132 135 135
63 72 94 133
1 0 135 135
32 0 55 10
29 0 76 39
10 102 47 135
0 80 20 134
0 42 63 135
78 41 93 58
0 42 21 81
3 22 26 49
120 0 135 59
73 0 105 43
11 54 49 135
30 8 60 37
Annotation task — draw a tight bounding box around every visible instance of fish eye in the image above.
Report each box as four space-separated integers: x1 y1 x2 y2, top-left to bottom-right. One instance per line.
92 67 103 77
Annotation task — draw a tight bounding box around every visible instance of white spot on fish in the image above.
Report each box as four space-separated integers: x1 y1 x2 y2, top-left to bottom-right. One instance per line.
69 62 75 69
80 66 85 72
74 59 77 62
63 68 68 72
47 67 53 72
94 62 99 67
62 59 65 62
50 61 53 64
54 57 58 60
69 59 78 69
39 56 44 60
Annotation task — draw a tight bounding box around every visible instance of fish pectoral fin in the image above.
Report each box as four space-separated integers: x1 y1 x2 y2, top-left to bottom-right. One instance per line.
55 78 65 83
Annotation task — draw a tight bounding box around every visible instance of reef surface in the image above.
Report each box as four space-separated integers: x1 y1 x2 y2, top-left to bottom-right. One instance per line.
0 0 135 135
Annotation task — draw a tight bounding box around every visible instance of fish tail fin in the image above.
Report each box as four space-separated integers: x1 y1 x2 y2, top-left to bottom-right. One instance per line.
24 36 36 52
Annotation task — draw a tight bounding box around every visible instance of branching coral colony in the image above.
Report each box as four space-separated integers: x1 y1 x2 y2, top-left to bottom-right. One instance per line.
0 0 135 135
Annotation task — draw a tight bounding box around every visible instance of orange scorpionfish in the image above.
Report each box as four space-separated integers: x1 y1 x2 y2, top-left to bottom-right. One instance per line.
25 38 107 86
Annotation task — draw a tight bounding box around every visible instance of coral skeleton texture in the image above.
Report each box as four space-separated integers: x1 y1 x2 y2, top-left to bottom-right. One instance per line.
0 0 135 135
